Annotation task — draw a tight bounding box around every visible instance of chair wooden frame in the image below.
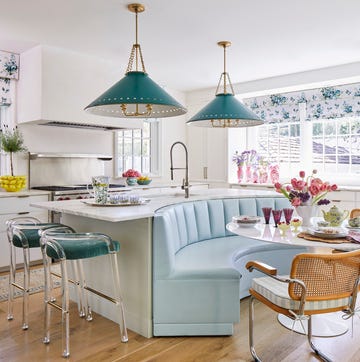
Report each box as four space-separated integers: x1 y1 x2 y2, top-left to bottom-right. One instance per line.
350 208 360 219
246 250 360 362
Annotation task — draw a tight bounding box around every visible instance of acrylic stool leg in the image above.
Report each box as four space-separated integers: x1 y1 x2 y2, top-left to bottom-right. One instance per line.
110 253 128 342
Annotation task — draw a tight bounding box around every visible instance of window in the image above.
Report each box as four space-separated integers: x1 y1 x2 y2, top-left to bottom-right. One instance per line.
312 117 360 175
114 121 160 177
233 83 360 183
256 121 301 171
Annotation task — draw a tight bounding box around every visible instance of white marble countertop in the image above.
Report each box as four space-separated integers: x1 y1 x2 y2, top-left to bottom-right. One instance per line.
31 188 279 222
0 190 50 198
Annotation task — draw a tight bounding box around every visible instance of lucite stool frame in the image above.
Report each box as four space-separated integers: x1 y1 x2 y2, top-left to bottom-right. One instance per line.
40 228 128 358
6 217 85 330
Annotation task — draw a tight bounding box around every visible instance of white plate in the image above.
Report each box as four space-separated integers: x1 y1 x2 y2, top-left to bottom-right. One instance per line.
82 199 149 207
308 227 348 239
345 225 360 230
232 215 261 226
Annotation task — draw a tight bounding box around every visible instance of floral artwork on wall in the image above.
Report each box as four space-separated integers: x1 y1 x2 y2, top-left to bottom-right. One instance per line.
0 50 19 106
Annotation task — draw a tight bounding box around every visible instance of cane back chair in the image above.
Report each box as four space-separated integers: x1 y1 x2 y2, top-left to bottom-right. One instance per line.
246 250 360 362
350 209 360 219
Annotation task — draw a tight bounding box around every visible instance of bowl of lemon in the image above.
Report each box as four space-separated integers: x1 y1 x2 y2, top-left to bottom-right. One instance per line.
137 176 152 185
0 175 26 192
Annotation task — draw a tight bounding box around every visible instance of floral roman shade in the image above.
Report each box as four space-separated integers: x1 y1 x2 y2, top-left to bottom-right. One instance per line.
243 83 360 123
0 50 19 106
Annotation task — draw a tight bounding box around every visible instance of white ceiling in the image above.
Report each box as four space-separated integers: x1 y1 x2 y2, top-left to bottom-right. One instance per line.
1 0 360 92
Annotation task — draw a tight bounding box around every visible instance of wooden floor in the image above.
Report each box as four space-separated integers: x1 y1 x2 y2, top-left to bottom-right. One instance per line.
1 288 360 362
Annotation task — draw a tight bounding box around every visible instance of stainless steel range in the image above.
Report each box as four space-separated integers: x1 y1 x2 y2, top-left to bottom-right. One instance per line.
31 184 126 201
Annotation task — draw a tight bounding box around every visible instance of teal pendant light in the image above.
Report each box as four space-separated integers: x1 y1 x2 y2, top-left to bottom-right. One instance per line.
85 3 187 119
187 41 263 128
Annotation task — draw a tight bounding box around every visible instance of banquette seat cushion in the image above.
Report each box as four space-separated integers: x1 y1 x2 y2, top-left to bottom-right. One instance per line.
152 197 307 336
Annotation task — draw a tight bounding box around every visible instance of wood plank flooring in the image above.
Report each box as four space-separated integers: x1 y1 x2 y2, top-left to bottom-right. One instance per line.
1 288 360 361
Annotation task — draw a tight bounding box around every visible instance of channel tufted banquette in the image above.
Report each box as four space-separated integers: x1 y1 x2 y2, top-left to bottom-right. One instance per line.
152 197 307 336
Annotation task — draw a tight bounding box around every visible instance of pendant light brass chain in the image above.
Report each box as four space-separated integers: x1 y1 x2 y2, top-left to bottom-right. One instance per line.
126 44 147 74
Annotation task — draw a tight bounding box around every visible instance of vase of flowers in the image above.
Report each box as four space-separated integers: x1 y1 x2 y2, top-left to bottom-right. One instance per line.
122 169 141 186
274 170 337 227
0 126 27 192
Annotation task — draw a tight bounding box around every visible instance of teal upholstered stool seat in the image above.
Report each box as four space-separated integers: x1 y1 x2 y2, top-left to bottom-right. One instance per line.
40 229 128 358
12 223 64 248
45 237 120 260
6 217 66 331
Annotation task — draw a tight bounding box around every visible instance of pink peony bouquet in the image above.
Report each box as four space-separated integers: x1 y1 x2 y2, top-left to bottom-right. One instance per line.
122 169 141 178
274 170 337 206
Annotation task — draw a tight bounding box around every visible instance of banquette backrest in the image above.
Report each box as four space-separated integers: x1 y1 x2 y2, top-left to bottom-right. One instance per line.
153 197 290 277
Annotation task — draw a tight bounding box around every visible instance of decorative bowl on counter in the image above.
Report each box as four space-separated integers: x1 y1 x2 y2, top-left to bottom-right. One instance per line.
137 178 152 185
0 175 26 192
126 177 138 186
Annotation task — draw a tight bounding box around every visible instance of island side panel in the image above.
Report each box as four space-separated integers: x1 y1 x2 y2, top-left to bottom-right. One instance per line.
60 213 153 338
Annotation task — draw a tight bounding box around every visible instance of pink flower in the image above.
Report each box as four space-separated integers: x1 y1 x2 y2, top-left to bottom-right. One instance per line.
308 184 320 196
122 169 141 178
299 171 305 178
291 178 306 191
291 197 302 206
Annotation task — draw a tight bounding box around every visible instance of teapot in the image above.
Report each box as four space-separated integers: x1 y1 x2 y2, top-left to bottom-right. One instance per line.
321 205 349 226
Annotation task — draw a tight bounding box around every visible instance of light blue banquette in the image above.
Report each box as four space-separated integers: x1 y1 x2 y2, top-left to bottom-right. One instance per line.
152 197 307 336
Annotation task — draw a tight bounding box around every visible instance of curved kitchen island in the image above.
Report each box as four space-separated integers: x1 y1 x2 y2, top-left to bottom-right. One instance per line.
31 188 286 338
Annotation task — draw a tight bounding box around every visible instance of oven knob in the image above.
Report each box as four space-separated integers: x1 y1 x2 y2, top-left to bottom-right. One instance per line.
65 197 71 200
76 195 83 199
57 197 64 201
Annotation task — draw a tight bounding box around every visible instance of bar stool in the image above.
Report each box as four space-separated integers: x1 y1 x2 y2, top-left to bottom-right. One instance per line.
40 228 128 358
5 216 76 330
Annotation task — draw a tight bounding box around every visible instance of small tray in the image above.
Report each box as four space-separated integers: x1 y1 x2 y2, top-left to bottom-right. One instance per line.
82 199 149 207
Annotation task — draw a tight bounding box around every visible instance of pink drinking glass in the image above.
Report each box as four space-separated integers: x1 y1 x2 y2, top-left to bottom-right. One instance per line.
272 209 282 227
283 208 294 224
262 207 272 224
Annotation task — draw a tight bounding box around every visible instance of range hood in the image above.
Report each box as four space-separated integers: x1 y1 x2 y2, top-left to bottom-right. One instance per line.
17 45 144 131
35 120 130 131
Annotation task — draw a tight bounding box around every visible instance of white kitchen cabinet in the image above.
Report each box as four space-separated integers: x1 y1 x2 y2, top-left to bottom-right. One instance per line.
187 125 228 185
0 193 49 271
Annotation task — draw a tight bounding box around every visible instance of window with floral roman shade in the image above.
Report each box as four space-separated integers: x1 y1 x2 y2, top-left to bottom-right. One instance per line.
235 83 360 181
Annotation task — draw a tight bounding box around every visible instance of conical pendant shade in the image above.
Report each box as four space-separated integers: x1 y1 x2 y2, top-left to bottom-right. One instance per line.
187 93 263 127
85 3 186 119
187 41 264 128
85 71 186 118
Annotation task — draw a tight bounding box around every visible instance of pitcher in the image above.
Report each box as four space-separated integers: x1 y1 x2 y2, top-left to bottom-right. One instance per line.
87 176 109 204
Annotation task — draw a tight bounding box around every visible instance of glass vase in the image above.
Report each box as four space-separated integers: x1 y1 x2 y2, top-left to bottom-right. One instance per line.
237 166 244 183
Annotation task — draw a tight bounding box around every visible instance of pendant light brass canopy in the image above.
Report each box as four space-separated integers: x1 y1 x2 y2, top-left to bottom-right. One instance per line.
187 41 264 128
85 3 187 119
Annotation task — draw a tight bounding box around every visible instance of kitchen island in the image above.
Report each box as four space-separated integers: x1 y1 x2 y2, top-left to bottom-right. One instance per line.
31 188 280 337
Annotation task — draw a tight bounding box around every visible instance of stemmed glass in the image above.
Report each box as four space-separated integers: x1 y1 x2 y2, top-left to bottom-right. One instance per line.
272 209 282 227
262 207 272 224
283 208 294 224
